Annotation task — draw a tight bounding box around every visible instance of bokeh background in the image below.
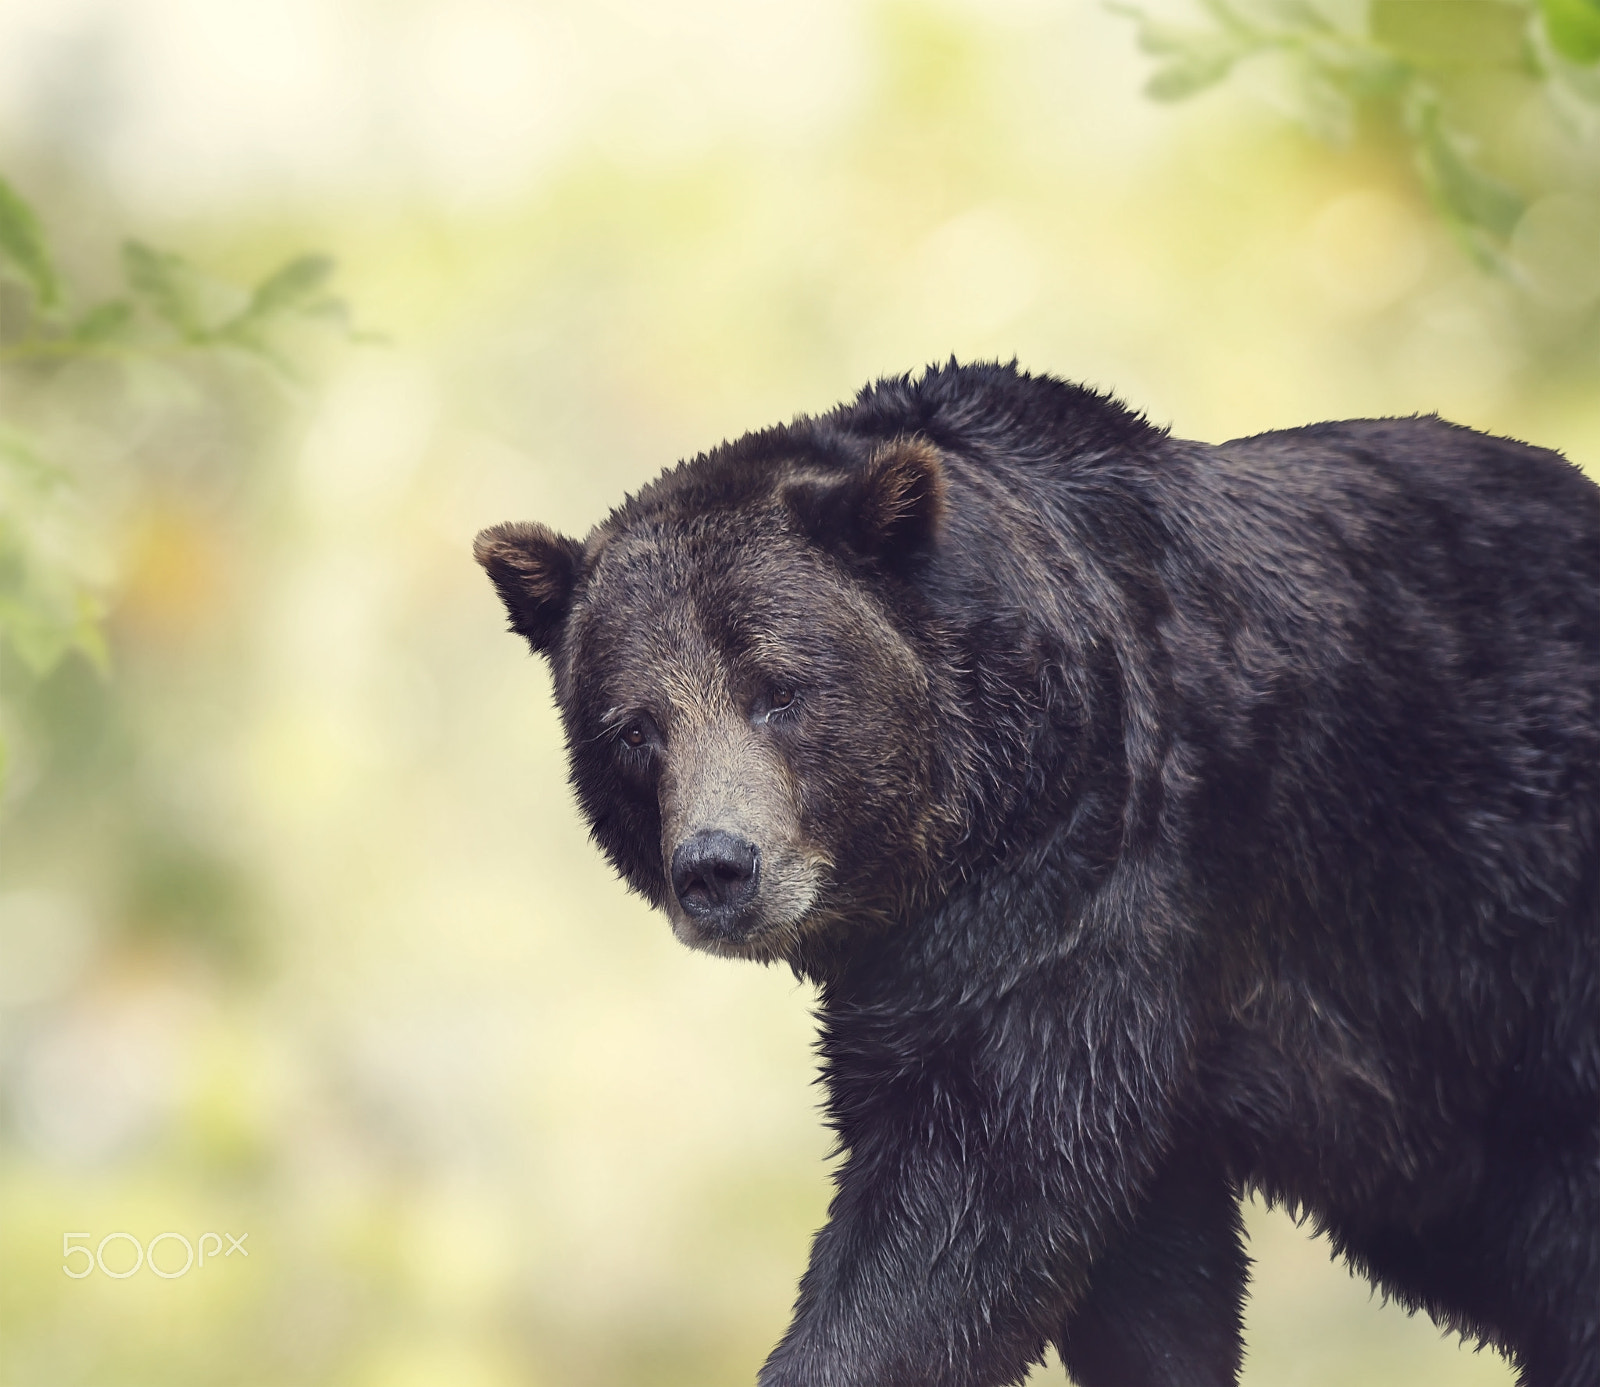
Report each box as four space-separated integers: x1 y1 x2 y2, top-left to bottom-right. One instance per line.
1 1 1596 1384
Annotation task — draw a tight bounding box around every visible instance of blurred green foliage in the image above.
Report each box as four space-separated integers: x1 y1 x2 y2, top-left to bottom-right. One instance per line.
1113 0 1600 274
0 171 359 974
0 421 107 694
0 172 355 736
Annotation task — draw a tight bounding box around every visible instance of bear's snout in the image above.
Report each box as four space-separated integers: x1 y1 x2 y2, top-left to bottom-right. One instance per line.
671 829 761 927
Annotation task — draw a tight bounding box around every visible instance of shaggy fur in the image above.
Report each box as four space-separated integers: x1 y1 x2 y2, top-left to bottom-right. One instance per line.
476 361 1600 1387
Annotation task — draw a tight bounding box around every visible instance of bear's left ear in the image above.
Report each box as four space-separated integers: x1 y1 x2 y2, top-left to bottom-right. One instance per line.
473 521 586 655
787 436 946 566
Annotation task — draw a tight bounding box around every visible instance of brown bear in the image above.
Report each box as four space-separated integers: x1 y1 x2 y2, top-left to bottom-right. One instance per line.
475 362 1599 1387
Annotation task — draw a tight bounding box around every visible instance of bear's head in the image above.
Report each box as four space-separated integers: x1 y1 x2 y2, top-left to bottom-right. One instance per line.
475 435 963 965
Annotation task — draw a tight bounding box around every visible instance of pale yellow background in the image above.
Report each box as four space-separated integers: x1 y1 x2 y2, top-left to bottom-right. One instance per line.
1 1 1594 1385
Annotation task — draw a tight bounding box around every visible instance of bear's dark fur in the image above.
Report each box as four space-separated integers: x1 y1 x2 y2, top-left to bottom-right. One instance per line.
476 362 1599 1387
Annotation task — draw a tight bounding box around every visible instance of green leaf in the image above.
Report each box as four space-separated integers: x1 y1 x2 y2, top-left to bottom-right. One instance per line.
1309 35 1412 98
1539 0 1600 63
123 240 209 339
1147 49 1242 99
207 254 347 379
1412 100 1526 253
1106 2 1235 57
244 254 336 320
0 174 62 311
71 299 135 345
1194 0 1258 37
0 545 106 683
0 550 99 679
0 596 76 676
0 585 109 678
0 426 108 683
0 426 68 490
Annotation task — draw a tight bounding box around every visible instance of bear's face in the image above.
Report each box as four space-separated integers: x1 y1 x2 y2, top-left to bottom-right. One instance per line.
563 520 944 959
476 438 955 963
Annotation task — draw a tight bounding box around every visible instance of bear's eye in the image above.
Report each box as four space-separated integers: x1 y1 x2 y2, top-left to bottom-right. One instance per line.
614 713 657 751
754 685 800 725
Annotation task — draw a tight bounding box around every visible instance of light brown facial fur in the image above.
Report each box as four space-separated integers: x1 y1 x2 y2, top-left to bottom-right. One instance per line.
647 655 832 959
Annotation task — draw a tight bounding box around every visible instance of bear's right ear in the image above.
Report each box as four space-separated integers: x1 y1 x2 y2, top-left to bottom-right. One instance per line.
786 436 946 567
473 521 586 654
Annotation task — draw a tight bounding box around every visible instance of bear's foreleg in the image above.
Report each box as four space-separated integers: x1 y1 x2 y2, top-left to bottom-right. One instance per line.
759 941 1200 1387
1055 1147 1247 1387
756 1105 1061 1387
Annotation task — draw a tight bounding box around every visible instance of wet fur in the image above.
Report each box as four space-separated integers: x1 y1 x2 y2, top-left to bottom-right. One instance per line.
477 362 1600 1386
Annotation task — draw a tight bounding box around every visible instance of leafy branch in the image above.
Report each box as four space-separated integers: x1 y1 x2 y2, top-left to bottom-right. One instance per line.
1 187 360 375
1111 0 1600 273
0 172 364 779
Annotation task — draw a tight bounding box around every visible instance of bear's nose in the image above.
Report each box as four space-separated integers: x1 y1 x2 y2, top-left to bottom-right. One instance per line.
671 830 760 922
